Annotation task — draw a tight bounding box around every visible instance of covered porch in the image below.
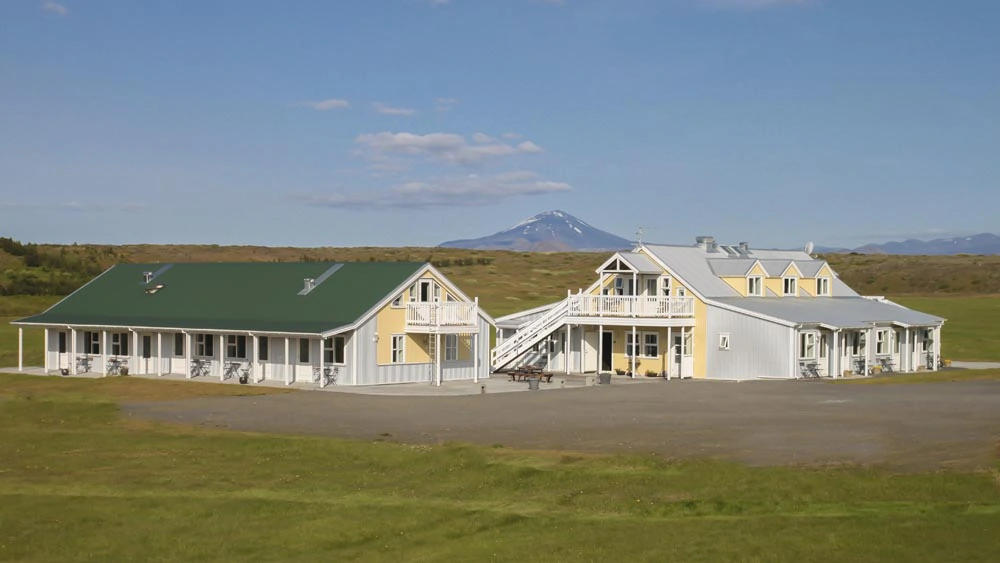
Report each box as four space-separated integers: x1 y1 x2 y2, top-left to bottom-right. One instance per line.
795 323 943 378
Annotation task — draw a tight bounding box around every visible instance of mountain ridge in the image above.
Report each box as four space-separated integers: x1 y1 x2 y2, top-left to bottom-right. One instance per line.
818 233 1000 255
438 210 633 252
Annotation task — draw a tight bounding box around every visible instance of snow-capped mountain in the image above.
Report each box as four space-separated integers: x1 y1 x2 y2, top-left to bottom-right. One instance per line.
439 210 633 252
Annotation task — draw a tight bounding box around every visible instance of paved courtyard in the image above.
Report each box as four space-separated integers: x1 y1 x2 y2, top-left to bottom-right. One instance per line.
122 376 1000 470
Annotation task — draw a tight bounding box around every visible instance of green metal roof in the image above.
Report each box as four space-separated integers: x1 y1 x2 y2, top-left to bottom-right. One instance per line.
15 262 425 334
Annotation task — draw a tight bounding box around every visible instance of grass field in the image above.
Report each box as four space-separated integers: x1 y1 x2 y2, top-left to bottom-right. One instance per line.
893 296 1000 362
1 373 998 562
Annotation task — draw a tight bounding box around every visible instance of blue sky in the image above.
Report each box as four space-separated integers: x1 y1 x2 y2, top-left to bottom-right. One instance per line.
1 0 997 249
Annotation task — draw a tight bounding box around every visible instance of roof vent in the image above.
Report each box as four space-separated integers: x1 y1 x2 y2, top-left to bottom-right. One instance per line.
142 271 153 283
738 241 749 255
695 236 716 250
303 278 315 293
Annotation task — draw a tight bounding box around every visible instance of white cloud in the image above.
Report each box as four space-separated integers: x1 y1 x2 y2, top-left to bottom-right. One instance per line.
355 131 545 165
298 98 350 111
435 97 459 112
699 0 816 10
373 102 417 116
302 171 570 210
42 1 69 16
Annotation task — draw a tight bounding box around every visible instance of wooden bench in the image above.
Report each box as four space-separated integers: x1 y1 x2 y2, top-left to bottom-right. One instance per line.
507 366 554 383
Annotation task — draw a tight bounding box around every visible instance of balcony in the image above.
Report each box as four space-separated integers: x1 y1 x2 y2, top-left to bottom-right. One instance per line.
566 295 694 318
405 302 478 333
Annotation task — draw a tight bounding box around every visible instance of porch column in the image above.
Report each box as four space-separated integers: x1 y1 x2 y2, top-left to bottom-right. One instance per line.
597 324 603 374
352 333 358 385
185 332 192 379
435 333 442 386
18 327 24 372
865 327 874 375
631 326 637 378
284 337 290 385
319 337 326 388
157 333 163 376
901 329 908 372
831 330 840 378
101 330 107 377
473 332 479 384
42 328 48 372
666 326 673 380
218 334 225 380
251 335 258 382
565 324 571 375
71 328 77 375
132 329 138 375
933 326 942 370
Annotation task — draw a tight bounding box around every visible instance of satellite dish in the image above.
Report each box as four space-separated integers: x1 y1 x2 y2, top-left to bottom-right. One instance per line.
804 241 814 255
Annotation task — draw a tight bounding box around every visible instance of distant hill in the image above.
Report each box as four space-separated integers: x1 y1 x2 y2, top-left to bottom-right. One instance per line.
439 210 633 252
820 233 1000 255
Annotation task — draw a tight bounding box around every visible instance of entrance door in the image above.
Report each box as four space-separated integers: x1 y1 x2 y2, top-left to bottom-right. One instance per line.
673 335 683 378
601 331 613 372
142 335 152 374
583 331 599 373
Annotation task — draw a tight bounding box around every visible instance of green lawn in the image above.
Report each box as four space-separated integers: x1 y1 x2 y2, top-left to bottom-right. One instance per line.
892 295 1000 362
1 374 999 562
839 368 1000 385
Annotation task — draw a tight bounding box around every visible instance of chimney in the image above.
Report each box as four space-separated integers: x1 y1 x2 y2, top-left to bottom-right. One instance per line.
303 278 315 292
142 271 153 283
695 235 715 250
738 241 749 254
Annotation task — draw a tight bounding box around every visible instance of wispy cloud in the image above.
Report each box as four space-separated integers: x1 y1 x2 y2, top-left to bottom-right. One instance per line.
435 97 459 112
297 98 350 111
698 0 816 10
355 131 544 166
373 102 417 116
1 201 146 212
42 1 69 16
302 171 570 210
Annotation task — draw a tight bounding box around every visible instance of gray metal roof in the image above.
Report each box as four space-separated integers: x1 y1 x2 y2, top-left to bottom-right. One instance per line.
642 244 740 298
796 260 826 277
619 252 662 274
746 248 813 260
758 259 795 277
707 259 755 277
713 297 944 329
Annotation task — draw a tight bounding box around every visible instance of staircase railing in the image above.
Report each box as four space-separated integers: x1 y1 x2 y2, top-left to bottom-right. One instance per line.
491 298 569 371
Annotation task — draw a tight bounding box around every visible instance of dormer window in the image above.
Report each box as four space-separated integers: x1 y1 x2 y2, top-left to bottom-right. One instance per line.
747 276 762 297
816 277 830 296
783 277 798 296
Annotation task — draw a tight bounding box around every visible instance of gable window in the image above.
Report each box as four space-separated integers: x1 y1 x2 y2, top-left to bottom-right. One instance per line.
259 336 269 361
875 329 890 356
445 334 458 361
783 277 798 296
174 333 184 356
676 286 687 298
747 276 762 297
799 332 817 359
718 333 730 351
298 339 310 363
111 332 130 356
324 336 346 364
391 335 405 363
82 331 100 355
195 334 214 357
392 293 403 307
643 332 659 358
226 335 247 359
816 277 830 296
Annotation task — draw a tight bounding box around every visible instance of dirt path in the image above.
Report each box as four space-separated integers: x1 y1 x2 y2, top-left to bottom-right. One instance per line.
124 379 1000 470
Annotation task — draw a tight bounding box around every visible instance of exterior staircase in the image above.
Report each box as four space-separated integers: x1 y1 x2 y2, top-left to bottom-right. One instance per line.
491 298 569 371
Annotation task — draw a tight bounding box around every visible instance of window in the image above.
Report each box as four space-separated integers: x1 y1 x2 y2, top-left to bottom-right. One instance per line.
799 332 817 359
783 277 798 296
84 331 100 355
852 332 867 356
111 332 130 356
875 329 890 355
718 333 730 351
626 332 638 357
259 337 269 361
299 339 310 363
676 287 687 298
682 332 693 356
645 278 658 296
324 336 346 364
643 332 659 358
816 277 830 296
660 277 672 297
226 335 247 359
391 335 405 363
58 332 67 353
747 276 762 297
921 328 932 352
894 331 900 354
614 277 624 296
392 293 403 307
445 334 458 361
174 333 184 356
195 334 214 357
819 333 828 358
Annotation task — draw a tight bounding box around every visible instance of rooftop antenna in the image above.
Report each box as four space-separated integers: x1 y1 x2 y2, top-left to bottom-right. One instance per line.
635 226 655 246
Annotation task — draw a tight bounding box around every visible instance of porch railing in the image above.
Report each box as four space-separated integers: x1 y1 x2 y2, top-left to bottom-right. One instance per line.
566 295 695 318
406 302 478 328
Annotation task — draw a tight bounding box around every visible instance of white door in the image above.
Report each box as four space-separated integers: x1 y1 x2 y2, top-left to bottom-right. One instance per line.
583 331 598 373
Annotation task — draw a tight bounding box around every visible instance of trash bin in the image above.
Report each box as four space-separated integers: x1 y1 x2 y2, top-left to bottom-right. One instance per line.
527 376 540 391
598 373 612 385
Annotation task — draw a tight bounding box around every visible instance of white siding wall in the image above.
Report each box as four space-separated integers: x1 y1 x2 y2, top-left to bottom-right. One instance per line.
706 305 794 380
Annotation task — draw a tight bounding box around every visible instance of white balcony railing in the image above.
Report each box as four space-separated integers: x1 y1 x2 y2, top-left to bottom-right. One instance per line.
566 295 694 318
406 302 478 328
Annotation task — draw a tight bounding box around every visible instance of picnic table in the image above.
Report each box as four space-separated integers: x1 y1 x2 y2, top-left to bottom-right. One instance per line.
507 365 553 383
